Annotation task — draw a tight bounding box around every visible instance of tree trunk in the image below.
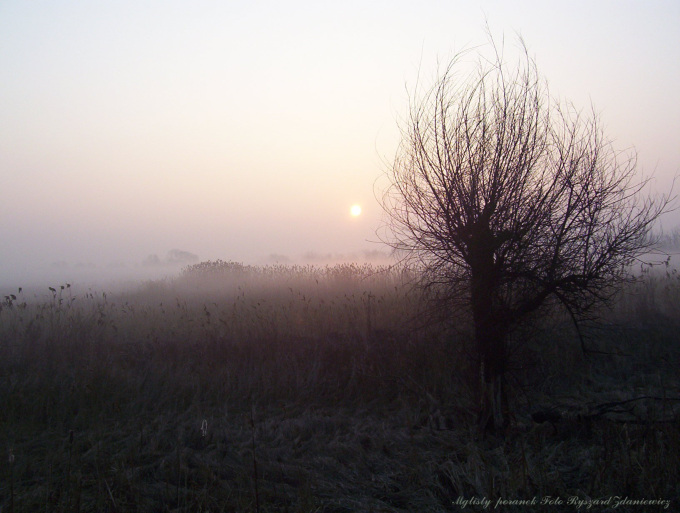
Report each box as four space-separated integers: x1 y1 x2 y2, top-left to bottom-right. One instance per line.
469 225 509 435
475 314 509 435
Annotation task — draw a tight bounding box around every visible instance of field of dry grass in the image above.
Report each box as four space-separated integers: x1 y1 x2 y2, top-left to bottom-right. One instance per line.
1 261 679 512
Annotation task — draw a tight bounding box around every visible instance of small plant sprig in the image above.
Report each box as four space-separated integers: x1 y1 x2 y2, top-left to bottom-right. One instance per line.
8 446 15 513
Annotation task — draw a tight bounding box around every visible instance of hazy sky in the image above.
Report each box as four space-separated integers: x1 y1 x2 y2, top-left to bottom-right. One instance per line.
1 0 679 286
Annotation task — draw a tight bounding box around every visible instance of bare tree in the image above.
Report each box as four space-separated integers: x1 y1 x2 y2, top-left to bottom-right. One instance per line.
380 39 673 434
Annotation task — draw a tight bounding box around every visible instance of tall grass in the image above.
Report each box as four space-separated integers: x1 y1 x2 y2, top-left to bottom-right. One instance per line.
1 262 678 511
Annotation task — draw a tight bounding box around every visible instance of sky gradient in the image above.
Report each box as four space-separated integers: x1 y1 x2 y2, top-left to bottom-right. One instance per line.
1 0 679 286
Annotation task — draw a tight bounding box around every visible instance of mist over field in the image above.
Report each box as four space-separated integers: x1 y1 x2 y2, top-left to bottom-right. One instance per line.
0 244 392 293
2 258 679 510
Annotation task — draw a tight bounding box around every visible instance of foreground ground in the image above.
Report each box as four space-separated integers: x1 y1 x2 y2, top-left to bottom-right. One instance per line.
1 262 679 512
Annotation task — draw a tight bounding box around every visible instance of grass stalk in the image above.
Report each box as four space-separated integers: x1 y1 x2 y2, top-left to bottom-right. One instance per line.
250 405 260 513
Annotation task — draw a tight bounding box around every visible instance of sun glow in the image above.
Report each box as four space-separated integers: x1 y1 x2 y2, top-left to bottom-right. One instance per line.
350 204 362 217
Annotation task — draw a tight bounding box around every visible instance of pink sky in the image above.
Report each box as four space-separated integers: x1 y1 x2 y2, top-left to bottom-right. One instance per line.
1 0 678 286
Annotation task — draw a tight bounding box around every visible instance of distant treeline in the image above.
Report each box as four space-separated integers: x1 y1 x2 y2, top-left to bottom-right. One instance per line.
650 226 680 250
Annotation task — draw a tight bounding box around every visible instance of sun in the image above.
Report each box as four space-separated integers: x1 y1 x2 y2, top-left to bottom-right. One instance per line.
350 204 362 217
